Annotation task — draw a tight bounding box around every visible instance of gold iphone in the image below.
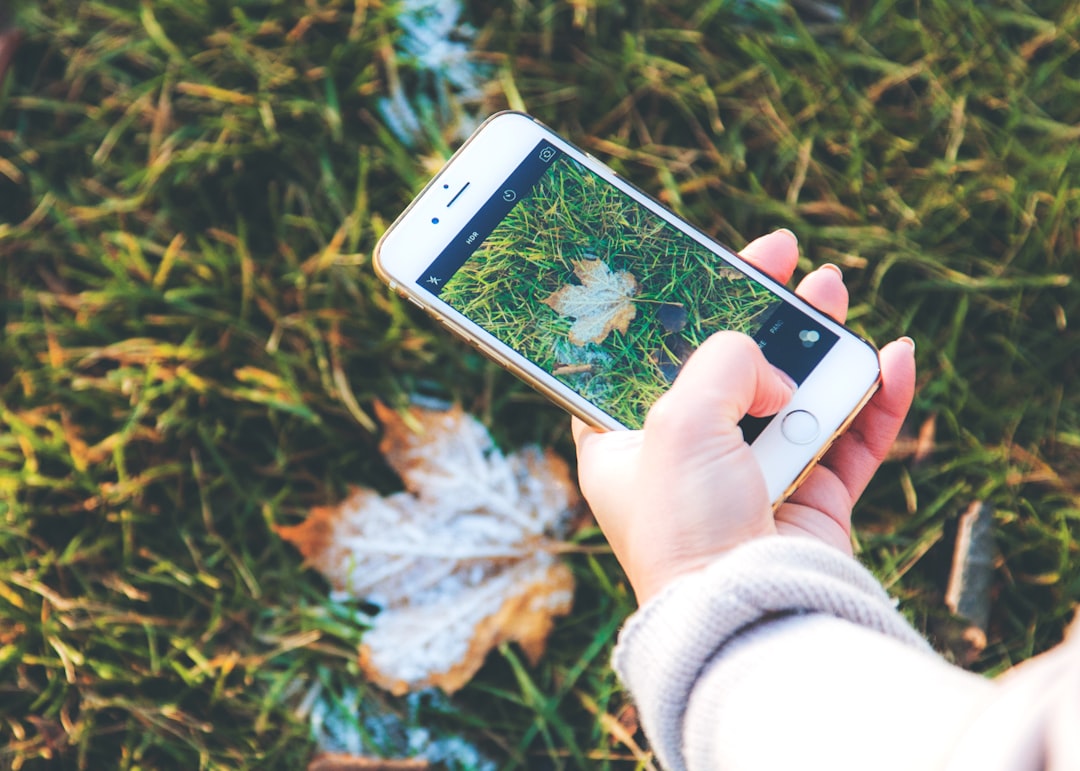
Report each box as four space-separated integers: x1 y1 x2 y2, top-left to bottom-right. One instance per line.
374 112 880 503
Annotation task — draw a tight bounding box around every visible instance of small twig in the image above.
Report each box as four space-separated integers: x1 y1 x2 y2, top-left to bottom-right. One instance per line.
945 501 996 632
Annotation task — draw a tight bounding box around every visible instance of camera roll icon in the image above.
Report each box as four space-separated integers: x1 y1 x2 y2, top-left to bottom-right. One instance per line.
538 147 556 162
798 329 821 348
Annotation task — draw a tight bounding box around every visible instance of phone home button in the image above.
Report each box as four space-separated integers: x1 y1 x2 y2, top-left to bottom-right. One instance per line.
781 410 820 445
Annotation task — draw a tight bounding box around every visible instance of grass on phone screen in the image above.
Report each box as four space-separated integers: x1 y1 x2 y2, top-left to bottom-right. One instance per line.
439 155 780 429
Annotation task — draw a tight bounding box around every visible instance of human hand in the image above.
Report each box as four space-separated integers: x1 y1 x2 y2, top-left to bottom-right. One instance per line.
573 230 916 604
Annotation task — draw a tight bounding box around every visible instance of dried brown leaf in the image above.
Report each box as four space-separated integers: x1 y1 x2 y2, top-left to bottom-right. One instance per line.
308 754 430 771
277 402 580 695
542 260 638 345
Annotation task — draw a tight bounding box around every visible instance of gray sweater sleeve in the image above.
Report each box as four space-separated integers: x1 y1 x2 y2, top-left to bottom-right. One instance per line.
613 535 1080 771
611 536 945 771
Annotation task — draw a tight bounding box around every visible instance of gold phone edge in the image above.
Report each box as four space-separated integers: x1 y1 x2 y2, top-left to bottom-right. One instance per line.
770 370 882 510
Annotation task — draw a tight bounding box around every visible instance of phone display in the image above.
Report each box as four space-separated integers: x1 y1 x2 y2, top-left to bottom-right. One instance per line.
420 141 837 433
375 112 880 502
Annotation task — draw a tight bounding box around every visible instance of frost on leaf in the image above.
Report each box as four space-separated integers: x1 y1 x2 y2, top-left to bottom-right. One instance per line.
276 402 580 696
542 259 639 345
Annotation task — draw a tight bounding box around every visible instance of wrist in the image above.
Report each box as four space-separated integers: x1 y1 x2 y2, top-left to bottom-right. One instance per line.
631 520 778 604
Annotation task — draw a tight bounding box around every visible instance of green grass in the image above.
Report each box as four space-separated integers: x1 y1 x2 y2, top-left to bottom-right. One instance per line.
1 0 1079 768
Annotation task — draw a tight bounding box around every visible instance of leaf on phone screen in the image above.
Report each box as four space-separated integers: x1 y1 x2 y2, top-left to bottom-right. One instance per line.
276 402 580 696
542 259 639 345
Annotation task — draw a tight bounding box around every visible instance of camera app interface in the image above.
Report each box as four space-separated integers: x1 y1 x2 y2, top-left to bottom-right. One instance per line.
419 141 837 430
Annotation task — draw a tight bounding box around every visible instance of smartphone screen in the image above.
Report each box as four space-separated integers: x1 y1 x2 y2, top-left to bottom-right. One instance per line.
417 139 838 432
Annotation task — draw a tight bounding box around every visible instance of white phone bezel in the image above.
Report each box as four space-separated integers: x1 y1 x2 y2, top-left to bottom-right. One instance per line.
374 112 881 504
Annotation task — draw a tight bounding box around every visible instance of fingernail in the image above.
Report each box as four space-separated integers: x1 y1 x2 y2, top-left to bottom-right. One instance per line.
898 335 916 352
776 228 798 245
820 263 843 278
772 365 798 394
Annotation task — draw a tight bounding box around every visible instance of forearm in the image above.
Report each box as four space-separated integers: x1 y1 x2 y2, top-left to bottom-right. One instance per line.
683 613 992 769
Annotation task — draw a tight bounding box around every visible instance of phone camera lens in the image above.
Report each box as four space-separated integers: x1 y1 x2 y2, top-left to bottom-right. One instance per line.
431 217 440 224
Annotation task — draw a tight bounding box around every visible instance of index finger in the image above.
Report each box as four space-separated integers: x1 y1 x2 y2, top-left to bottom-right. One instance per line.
738 229 800 285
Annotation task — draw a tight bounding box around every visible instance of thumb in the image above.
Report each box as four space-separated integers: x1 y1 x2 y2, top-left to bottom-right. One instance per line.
651 331 796 438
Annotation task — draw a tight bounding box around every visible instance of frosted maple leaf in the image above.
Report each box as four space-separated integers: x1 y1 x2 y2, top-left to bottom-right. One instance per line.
276 402 580 696
542 259 639 346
